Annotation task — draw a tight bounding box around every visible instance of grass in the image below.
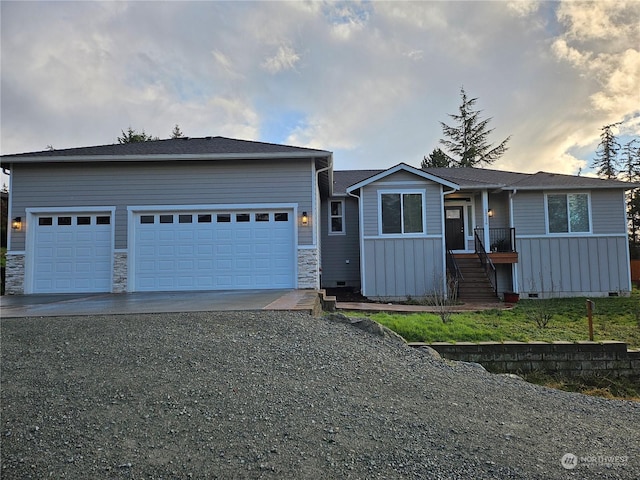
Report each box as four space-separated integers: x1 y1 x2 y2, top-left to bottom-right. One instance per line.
347 287 640 348
345 288 640 401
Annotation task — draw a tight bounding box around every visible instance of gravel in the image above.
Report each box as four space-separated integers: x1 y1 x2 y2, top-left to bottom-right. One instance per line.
1 310 638 479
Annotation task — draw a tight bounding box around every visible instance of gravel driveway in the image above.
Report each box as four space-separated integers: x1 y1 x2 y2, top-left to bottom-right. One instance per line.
1 311 638 479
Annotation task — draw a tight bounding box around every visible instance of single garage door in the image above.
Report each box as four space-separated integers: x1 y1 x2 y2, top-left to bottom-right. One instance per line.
133 209 295 291
32 213 113 293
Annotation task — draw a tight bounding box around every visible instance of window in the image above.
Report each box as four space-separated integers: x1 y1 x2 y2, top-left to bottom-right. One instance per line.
198 214 212 223
140 215 155 224
274 212 288 222
546 193 590 233
236 213 250 222
216 214 231 223
159 215 173 224
58 216 72 226
96 216 111 225
255 213 269 222
380 192 424 234
179 214 192 224
77 216 91 225
329 200 345 234
39 217 53 226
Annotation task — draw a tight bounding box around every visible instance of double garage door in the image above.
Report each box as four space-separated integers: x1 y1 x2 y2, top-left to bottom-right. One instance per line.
30 208 296 293
133 209 295 291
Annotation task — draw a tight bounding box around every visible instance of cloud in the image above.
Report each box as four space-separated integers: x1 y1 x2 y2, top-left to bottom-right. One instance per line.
262 45 301 74
1 0 638 183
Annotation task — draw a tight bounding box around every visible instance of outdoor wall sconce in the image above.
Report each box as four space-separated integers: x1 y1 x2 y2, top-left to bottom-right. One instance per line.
301 211 309 226
487 209 494 218
11 217 22 230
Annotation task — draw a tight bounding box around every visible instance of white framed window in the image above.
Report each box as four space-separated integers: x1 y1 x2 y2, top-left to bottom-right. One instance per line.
379 190 425 235
545 192 591 234
329 200 345 235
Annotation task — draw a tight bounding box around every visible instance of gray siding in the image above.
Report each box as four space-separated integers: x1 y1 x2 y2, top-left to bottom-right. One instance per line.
512 191 545 235
361 179 443 237
363 238 444 298
591 189 626 234
517 236 630 297
487 191 510 230
320 196 361 288
9 159 315 250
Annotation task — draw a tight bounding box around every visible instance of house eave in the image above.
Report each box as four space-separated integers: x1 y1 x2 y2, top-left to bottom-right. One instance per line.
0 151 329 167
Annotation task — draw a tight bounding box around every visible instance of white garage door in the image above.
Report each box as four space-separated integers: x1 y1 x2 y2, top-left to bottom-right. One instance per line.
32 213 113 293
133 209 295 291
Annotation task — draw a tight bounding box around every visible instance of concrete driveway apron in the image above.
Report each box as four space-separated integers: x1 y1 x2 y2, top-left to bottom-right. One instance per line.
0 290 299 318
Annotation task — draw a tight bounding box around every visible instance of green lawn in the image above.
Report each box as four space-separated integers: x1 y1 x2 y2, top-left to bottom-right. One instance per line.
347 287 640 348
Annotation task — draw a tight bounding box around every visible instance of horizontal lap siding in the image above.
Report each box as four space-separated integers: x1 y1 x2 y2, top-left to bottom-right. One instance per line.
591 190 626 234
517 236 629 295
513 192 545 235
10 160 314 250
363 238 443 297
320 197 361 287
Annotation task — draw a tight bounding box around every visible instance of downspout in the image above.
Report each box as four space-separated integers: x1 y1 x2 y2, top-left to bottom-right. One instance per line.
347 189 364 296
509 189 519 293
315 159 332 289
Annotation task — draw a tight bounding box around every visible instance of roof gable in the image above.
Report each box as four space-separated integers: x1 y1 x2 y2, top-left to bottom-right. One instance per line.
345 163 459 193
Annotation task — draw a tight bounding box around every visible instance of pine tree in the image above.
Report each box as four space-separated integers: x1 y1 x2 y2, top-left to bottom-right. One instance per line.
421 148 451 168
592 123 621 179
439 87 510 167
171 124 184 139
620 139 640 251
117 127 158 143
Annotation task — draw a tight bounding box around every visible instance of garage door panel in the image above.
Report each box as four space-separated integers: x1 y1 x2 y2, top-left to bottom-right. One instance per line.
133 209 294 291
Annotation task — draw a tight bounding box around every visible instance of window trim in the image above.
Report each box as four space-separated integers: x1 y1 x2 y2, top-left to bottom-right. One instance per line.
377 189 426 236
544 191 592 235
328 199 346 235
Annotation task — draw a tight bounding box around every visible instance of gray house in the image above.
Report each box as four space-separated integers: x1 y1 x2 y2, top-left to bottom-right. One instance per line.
2 137 637 300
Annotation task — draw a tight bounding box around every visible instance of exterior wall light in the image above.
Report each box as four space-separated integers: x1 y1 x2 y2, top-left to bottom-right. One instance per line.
487 209 494 218
301 211 309 226
11 217 22 230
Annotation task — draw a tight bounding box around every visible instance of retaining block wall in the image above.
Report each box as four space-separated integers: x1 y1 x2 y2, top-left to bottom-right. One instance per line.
411 341 640 379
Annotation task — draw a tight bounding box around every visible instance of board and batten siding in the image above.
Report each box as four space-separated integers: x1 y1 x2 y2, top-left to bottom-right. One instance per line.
363 238 444 298
320 196 361 288
9 159 315 250
517 236 629 297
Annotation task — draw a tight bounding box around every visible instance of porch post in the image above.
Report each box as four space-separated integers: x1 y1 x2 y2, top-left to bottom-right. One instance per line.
481 189 490 249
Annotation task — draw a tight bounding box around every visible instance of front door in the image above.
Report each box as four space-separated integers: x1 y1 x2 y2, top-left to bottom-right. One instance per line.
445 206 465 250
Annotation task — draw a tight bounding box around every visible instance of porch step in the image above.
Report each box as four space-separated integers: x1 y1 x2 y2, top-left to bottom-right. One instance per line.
450 257 500 303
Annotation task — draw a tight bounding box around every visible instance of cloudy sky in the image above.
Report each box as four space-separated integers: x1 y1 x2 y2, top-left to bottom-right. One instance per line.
1 0 639 176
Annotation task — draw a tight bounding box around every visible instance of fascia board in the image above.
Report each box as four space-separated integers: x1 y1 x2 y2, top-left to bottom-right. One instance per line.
0 151 329 165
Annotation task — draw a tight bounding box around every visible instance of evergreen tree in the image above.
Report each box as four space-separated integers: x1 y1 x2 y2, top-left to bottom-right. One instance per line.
118 127 158 143
592 123 621 179
421 148 451 168
620 139 640 252
171 124 184 139
439 87 510 167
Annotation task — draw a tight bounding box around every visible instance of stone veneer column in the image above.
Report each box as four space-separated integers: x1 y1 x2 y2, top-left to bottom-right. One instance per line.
5 254 25 295
297 248 319 289
112 252 128 293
